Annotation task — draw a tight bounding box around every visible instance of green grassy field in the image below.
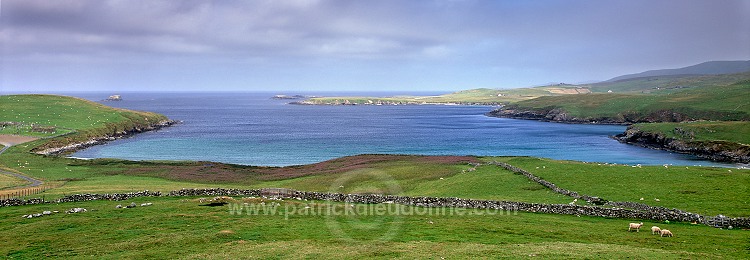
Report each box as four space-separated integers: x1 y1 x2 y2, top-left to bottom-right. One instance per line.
1 197 747 259
0 124 74 138
5 152 749 216
486 157 750 217
1 94 749 258
0 95 166 131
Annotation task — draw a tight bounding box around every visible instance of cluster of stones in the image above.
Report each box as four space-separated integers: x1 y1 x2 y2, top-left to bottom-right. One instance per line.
21 208 86 219
22 210 58 219
67 207 87 213
115 202 152 208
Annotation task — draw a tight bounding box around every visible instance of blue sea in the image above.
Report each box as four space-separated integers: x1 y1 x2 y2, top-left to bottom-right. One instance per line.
64 92 729 167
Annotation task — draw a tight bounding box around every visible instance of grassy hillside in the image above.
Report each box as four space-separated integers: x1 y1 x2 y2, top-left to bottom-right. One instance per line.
0 94 174 193
0 94 170 151
494 80 750 122
606 60 750 82
585 71 750 93
0 95 166 131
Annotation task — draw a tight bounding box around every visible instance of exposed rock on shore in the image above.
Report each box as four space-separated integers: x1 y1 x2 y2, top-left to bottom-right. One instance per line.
486 107 704 125
614 127 750 163
34 120 178 156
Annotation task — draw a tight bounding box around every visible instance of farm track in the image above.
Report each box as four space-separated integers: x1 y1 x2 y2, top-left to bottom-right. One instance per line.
0 145 43 189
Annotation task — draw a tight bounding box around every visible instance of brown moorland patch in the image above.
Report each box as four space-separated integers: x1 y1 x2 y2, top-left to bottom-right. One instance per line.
118 154 479 184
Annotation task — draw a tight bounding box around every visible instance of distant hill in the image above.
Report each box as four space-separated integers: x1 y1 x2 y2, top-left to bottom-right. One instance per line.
606 60 750 82
585 71 750 93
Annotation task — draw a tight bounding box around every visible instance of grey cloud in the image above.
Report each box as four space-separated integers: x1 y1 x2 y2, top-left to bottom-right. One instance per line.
1 0 748 91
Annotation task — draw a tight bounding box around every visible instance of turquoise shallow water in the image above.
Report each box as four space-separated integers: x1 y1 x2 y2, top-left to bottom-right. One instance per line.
68 92 730 167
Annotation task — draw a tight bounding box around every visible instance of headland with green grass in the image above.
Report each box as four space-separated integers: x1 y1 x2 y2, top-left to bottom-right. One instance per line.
488 77 750 163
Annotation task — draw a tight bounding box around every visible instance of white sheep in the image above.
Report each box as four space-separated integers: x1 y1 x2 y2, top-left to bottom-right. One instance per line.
651 226 661 235
660 229 673 237
628 222 644 232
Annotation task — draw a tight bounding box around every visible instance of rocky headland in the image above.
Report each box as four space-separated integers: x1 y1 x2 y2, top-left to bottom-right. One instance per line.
613 127 750 164
34 120 178 156
488 107 749 163
486 107 707 125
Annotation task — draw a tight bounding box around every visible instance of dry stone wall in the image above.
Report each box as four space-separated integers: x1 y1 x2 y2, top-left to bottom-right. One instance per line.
2 188 747 228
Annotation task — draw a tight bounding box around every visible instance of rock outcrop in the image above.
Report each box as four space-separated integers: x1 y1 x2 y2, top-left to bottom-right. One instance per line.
34 120 178 156
486 107 708 125
614 127 750 163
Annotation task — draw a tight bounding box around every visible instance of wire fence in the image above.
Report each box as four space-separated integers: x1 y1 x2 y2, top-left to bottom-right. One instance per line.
1 185 51 200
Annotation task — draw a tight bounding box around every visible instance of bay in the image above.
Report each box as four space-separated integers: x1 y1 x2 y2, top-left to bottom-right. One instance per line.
67 92 728 167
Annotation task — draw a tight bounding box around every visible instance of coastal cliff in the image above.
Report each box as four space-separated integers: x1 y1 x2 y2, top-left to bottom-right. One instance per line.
614 127 750 163
487 107 711 125
487 107 627 124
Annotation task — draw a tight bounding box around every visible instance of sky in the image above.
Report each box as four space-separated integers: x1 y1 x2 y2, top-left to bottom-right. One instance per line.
1 0 749 93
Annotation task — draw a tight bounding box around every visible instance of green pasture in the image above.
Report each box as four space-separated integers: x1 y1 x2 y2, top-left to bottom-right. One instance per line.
0 197 747 259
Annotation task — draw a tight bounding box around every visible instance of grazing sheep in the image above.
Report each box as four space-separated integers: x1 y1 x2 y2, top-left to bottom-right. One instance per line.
660 229 673 237
628 222 644 232
651 226 661 235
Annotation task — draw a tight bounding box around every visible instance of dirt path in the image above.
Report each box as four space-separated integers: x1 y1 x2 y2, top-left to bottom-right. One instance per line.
0 141 44 189
0 134 39 147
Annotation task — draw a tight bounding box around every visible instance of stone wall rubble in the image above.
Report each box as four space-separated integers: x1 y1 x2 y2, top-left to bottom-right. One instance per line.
2 188 747 228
